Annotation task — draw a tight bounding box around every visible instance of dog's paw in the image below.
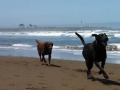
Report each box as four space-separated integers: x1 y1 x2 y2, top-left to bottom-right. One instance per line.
103 73 109 79
98 71 103 74
47 63 51 66
87 74 95 80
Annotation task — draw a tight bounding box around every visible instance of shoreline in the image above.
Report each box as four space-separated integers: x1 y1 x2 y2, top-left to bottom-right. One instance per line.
0 47 120 65
0 56 120 90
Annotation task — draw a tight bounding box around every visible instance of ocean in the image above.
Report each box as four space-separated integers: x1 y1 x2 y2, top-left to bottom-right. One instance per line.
0 28 120 64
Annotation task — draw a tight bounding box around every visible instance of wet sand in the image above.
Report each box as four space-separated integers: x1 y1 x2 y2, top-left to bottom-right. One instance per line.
0 56 120 90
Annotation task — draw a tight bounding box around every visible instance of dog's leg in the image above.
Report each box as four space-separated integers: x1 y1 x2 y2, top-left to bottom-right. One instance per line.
85 59 95 79
42 54 46 63
48 54 51 66
95 61 108 79
43 57 47 63
98 60 105 74
38 50 42 62
41 54 46 65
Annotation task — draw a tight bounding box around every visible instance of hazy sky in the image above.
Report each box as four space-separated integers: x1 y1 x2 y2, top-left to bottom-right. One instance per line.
0 0 120 27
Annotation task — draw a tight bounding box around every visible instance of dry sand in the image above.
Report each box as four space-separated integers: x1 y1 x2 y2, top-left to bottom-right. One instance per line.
0 56 120 90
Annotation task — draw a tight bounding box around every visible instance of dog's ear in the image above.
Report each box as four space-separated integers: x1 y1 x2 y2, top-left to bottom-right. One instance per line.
92 34 98 40
45 42 53 48
51 42 53 47
92 34 97 37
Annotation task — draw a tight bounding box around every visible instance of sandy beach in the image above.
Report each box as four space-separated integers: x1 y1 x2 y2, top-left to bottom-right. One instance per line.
0 56 120 90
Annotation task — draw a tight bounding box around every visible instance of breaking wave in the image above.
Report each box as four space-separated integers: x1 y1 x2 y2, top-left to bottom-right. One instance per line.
0 43 120 51
0 29 120 38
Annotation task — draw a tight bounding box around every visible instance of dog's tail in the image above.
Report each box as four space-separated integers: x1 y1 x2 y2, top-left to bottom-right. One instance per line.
75 32 86 46
35 39 39 43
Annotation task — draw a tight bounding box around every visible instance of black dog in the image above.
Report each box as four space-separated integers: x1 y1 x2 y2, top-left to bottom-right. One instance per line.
75 32 109 79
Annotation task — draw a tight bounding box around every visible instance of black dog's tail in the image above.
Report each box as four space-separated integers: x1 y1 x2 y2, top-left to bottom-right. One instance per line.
75 32 86 46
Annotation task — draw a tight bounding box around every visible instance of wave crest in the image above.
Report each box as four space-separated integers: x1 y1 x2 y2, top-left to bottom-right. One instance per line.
58 45 120 51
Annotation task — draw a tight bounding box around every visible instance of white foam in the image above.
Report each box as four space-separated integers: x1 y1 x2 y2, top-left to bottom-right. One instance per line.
109 30 119 33
0 29 111 37
53 45 61 49
12 44 32 47
114 34 120 38
109 43 120 49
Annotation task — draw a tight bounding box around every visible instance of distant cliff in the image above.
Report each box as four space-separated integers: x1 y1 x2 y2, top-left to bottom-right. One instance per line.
0 26 119 31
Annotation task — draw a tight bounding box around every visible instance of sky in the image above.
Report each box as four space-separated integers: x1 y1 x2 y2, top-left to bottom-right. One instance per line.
0 0 120 28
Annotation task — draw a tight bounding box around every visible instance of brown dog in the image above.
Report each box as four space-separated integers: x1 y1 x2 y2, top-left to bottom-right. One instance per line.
36 39 53 66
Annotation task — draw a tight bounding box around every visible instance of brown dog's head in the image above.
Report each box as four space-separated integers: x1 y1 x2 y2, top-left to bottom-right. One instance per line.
45 42 53 51
92 33 108 48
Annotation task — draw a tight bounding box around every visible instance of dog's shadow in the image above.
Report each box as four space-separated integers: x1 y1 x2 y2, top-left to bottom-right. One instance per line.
95 78 120 86
46 64 61 68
